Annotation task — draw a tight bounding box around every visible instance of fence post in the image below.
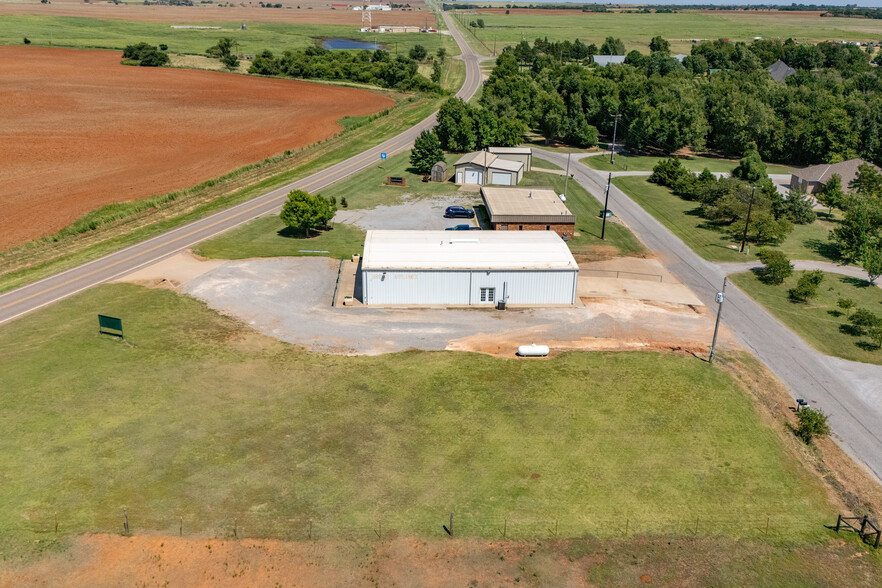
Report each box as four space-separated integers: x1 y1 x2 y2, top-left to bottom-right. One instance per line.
503 518 507 539
180 517 183 537
54 513 58 535
860 515 868 536
449 512 454 536
123 508 129 534
875 529 880 549
835 514 842 532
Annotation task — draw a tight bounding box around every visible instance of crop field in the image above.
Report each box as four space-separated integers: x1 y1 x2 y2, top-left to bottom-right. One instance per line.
0 284 843 551
460 9 882 54
0 45 394 250
0 15 455 56
0 0 431 27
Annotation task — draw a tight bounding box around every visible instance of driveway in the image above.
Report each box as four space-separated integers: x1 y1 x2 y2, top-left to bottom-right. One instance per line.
333 195 480 231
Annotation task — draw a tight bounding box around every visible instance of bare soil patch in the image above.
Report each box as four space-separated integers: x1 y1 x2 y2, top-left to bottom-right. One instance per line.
0 46 393 250
2 534 879 587
0 0 430 26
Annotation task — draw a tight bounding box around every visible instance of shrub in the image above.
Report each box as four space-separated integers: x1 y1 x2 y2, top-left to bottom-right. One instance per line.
849 308 880 335
789 270 824 302
122 42 169 67
341 197 348 209
756 248 793 285
23 37 31 45
837 297 855 317
795 407 830 444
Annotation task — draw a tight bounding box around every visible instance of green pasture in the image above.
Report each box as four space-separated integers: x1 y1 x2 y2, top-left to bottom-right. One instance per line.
0 283 837 556
730 270 882 365
612 176 839 263
457 10 882 55
583 153 793 175
0 15 457 56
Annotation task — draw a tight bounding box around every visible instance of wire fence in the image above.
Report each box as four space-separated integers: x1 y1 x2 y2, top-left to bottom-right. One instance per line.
7 509 833 544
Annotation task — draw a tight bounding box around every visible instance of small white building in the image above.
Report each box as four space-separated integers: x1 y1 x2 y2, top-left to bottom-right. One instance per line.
592 55 626 67
453 151 524 186
360 230 579 306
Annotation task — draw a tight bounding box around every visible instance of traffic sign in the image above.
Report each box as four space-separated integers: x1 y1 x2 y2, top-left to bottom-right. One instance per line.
380 152 387 160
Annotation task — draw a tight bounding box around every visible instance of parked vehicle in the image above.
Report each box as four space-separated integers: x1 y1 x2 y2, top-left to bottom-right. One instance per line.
444 206 475 219
445 224 473 231
599 209 614 218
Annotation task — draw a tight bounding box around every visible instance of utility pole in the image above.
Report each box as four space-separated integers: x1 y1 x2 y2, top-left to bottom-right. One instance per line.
739 186 756 253
563 152 571 197
709 277 728 364
601 173 612 240
609 114 621 165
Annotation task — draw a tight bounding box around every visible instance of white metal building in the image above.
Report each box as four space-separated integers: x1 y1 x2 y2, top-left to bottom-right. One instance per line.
487 146 533 171
453 151 525 186
360 230 579 306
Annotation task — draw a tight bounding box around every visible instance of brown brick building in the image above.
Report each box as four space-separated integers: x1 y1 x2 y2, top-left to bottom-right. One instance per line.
481 187 576 239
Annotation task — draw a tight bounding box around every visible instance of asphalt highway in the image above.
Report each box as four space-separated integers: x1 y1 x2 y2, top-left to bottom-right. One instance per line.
0 11 483 326
540 150 882 484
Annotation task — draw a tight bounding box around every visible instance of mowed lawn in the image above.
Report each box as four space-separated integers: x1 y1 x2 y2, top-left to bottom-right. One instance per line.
0 15 455 57
468 10 882 54
521 170 647 258
583 153 793 175
613 176 839 263
0 284 836 552
730 270 882 365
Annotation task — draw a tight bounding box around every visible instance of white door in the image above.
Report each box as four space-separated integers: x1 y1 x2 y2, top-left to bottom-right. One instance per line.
465 169 482 184
491 172 512 185
456 171 463 183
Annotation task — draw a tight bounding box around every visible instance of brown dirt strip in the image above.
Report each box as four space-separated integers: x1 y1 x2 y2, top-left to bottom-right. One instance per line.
0 46 393 250
0 0 430 26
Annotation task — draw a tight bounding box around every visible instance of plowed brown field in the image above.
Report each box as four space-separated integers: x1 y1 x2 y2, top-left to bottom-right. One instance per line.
0 46 393 250
0 0 429 26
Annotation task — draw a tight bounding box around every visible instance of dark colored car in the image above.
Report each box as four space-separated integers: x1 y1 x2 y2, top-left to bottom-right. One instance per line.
444 206 475 219
445 224 473 231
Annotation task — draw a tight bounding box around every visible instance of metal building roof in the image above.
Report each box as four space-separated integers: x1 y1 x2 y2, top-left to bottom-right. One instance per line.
361 230 578 271
488 147 533 155
481 187 575 224
489 158 523 173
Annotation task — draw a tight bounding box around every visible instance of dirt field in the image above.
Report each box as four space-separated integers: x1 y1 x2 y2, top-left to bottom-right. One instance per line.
0 46 393 250
2 533 880 587
0 0 430 26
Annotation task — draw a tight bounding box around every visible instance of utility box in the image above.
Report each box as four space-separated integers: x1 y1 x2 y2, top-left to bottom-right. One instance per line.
430 161 448 182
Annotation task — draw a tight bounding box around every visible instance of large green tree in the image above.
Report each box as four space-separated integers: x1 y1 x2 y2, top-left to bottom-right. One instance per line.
410 130 444 175
599 36 625 55
280 190 336 237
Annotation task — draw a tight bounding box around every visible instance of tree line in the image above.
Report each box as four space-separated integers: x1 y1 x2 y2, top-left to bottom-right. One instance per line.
249 46 443 94
461 36 882 167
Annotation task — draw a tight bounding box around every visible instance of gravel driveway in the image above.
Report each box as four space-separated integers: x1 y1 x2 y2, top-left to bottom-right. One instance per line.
332 195 481 231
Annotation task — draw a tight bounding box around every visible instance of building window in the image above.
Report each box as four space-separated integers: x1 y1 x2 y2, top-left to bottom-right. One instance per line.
500 225 508 230
480 287 496 302
518 225 523 231
546 225 551 230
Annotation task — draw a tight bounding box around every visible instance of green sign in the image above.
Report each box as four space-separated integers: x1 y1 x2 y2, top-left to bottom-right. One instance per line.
98 314 124 338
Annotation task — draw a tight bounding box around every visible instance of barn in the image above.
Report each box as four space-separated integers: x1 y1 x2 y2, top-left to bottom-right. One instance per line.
360 230 579 306
453 151 524 186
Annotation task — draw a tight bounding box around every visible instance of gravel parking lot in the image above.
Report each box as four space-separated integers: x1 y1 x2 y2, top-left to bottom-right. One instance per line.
332 195 482 231
183 257 721 356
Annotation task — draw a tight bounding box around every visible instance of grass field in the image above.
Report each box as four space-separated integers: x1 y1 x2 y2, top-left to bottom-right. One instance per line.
583 153 793 175
0 283 840 555
0 15 456 57
458 10 882 55
730 270 882 365
612 176 840 263
521 170 647 258
194 220 365 260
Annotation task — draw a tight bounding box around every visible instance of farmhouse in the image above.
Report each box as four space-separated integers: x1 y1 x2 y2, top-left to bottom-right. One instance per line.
481 187 575 239
453 151 524 185
592 55 626 67
360 230 579 306
789 159 882 194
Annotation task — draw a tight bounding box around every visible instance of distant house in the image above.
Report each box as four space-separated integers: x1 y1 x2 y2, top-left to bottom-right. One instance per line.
672 54 688 63
453 151 524 186
592 55 626 67
789 159 882 194
481 186 575 239
767 60 796 82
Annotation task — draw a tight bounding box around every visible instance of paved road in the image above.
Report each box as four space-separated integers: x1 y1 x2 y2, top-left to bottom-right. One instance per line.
539 149 882 484
0 12 482 326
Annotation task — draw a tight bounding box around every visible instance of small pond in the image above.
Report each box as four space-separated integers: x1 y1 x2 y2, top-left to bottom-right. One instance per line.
323 38 381 50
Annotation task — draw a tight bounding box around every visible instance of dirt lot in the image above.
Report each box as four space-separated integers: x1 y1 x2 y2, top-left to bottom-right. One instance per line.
0 46 393 250
0 0 430 26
